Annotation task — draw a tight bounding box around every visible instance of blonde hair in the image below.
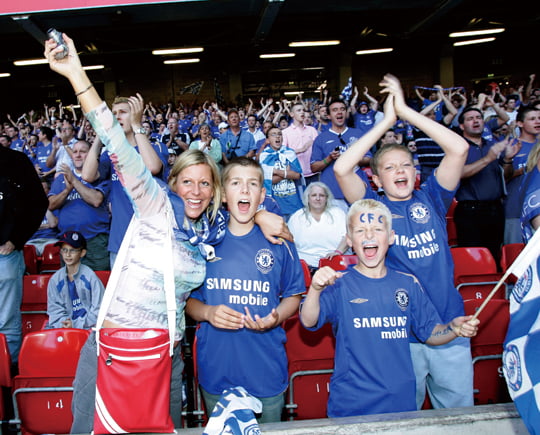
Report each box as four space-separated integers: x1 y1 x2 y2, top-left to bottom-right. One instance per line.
301 182 335 222
112 96 130 106
167 149 222 222
527 141 540 173
347 199 392 234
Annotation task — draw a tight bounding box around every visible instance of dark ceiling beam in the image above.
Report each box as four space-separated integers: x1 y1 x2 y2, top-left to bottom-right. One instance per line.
11 15 48 48
404 0 465 36
252 0 285 44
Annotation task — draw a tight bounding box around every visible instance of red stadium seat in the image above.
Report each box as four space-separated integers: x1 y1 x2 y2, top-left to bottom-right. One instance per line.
94 270 111 287
299 260 311 292
11 329 90 435
21 274 51 337
0 333 13 421
456 273 506 301
40 244 61 273
22 275 50 312
283 314 335 420
451 247 498 286
23 245 39 275
500 243 525 273
500 243 525 284
464 299 511 405
318 254 358 271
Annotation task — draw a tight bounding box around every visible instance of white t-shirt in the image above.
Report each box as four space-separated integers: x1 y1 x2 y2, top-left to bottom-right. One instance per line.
288 206 347 267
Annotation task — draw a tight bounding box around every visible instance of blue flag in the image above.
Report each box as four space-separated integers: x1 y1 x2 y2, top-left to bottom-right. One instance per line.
503 241 540 434
340 77 353 103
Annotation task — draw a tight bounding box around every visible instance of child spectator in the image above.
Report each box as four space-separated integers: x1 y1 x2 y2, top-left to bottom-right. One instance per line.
186 157 304 423
334 74 473 410
300 199 479 417
46 231 105 329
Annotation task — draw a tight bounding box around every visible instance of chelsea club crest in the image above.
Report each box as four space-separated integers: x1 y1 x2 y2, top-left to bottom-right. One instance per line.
255 249 275 274
503 344 522 392
408 202 430 224
395 289 409 311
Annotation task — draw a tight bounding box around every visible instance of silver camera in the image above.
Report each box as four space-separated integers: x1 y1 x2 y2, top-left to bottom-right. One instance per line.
47 28 68 59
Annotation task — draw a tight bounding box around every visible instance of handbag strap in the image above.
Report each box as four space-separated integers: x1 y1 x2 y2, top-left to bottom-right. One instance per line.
95 206 177 356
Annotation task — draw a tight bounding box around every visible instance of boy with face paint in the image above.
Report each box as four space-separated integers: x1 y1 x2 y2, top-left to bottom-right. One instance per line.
300 199 479 417
334 74 474 410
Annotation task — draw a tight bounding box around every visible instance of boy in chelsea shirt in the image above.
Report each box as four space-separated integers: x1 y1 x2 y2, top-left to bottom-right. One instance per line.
186 157 304 423
300 199 479 417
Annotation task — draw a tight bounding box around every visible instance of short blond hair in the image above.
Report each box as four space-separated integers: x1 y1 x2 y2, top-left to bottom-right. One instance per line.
347 199 392 234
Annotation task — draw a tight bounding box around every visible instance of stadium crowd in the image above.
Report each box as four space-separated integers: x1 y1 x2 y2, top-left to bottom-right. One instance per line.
1 62 539 424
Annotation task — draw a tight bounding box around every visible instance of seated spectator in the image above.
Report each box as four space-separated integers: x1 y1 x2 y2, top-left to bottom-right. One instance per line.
46 231 105 329
287 182 348 271
259 127 303 219
189 123 222 165
300 199 479 418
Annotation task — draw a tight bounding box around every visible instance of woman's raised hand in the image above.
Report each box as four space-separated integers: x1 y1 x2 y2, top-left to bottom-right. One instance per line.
44 33 84 81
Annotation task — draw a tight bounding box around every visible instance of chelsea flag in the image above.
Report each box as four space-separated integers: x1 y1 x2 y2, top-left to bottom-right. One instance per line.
503 232 540 434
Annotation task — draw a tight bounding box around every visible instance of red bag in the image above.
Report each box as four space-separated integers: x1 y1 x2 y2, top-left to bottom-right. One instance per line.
92 217 177 434
93 328 174 434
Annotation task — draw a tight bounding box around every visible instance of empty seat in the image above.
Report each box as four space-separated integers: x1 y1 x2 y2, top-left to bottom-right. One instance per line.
500 243 525 284
23 245 39 275
11 329 90 435
21 275 51 337
283 314 335 420
451 247 498 285
456 273 506 301
22 275 50 312
464 298 511 405
39 244 61 273
0 333 12 421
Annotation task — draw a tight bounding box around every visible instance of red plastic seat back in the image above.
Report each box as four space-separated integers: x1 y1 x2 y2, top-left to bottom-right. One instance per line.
299 260 311 291
318 254 358 271
94 270 111 287
463 299 510 405
500 243 525 272
283 315 335 420
0 333 12 388
13 376 75 435
451 247 498 284
23 245 39 275
18 329 90 377
40 244 61 273
456 273 506 301
463 299 509 347
284 315 335 366
22 274 50 311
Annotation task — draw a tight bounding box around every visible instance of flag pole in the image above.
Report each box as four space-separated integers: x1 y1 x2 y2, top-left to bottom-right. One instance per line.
470 229 540 321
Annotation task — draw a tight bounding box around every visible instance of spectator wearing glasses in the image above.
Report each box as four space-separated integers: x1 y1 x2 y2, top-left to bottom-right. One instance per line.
46 231 105 329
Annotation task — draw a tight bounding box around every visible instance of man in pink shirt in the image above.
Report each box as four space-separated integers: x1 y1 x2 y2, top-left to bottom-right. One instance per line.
282 103 319 185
